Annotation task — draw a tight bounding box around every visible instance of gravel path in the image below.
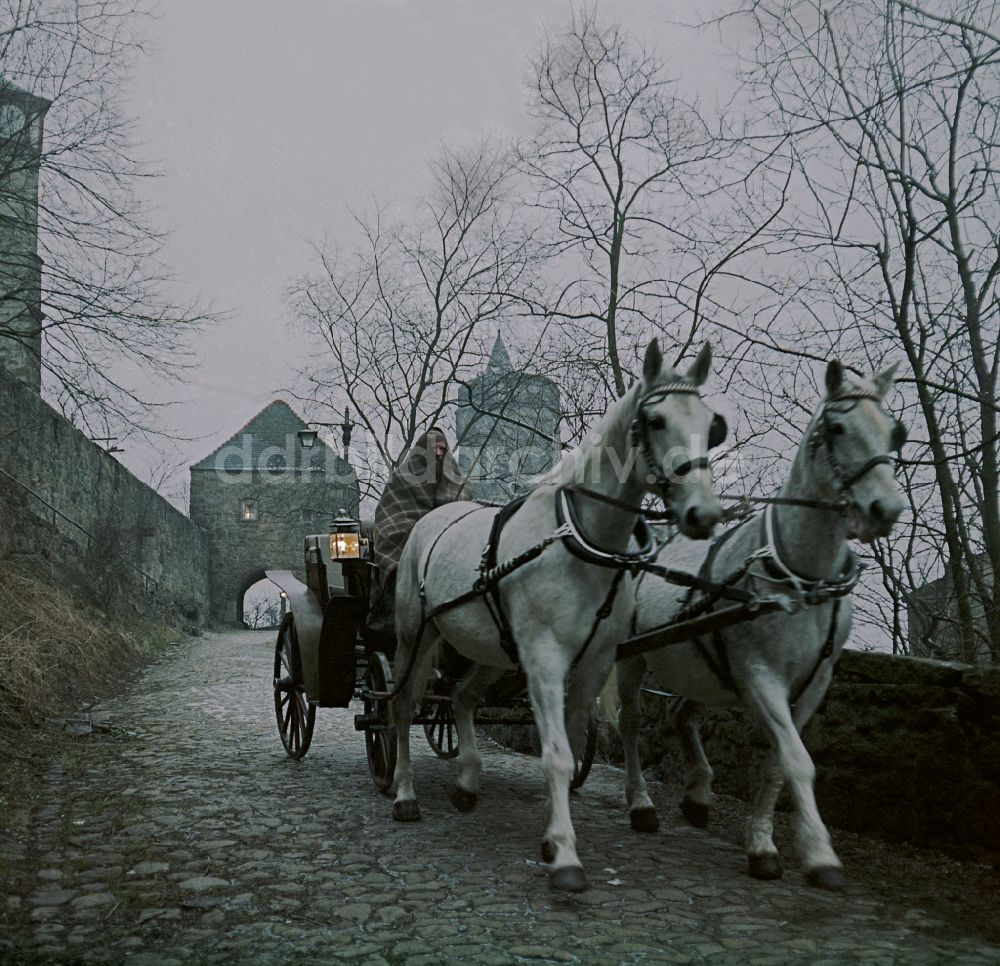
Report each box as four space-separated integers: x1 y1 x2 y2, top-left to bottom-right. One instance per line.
1 629 997 965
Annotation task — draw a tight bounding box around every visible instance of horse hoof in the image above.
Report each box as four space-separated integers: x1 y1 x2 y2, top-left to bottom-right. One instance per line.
540 840 556 864
680 796 709 829
748 853 783 880
629 807 660 834
549 866 588 893
449 786 478 813
807 865 847 892
392 800 421 823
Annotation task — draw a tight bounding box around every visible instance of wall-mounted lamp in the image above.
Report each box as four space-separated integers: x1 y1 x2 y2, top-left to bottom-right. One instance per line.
297 407 357 459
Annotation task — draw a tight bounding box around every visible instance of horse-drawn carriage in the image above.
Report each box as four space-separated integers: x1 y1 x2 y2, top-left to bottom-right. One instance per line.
266 343 908 893
267 513 597 792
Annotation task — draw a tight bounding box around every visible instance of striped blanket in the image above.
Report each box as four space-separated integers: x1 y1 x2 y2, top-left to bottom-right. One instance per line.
367 427 468 638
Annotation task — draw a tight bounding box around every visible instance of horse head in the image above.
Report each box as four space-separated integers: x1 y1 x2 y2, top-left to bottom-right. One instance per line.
809 359 907 542
629 339 725 539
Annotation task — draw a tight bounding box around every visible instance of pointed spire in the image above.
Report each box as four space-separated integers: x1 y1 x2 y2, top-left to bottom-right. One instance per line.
487 333 512 373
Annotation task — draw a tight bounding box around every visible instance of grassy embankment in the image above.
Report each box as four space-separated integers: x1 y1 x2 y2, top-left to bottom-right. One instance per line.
0 555 182 813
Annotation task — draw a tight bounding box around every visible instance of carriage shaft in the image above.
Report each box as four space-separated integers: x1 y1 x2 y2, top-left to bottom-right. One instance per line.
615 600 787 662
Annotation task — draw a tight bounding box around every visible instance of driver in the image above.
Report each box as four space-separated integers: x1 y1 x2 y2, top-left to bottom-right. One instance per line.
366 426 467 651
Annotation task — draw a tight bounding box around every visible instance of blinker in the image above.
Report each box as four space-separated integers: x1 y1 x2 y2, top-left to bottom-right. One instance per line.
891 419 908 452
709 413 727 450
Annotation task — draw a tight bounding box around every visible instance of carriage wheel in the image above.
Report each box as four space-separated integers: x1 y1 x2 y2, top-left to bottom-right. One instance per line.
273 614 316 760
422 671 459 759
570 711 598 791
364 651 397 794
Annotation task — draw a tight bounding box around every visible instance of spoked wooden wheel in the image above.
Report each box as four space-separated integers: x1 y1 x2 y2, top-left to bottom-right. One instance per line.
364 651 397 794
570 711 598 791
273 614 316 760
422 671 459 759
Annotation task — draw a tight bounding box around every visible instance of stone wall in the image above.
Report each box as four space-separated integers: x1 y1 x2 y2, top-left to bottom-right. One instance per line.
0 374 211 622
628 649 1000 862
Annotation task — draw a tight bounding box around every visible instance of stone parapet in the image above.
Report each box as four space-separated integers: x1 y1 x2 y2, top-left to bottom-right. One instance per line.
630 649 1000 862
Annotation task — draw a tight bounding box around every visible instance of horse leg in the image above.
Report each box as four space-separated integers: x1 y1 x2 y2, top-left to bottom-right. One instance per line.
617 655 659 833
391 627 437 823
449 663 505 813
673 699 713 829
523 640 586 892
742 671 844 890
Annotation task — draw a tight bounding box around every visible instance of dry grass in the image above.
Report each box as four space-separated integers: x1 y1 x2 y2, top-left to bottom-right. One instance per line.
0 553 179 814
0 562 137 730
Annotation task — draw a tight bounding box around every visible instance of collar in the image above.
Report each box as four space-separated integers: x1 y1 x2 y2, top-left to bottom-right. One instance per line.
555 486 659 570
754 504 861 603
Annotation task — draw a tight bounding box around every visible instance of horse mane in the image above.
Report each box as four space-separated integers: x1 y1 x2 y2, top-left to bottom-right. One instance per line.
529 366 689 489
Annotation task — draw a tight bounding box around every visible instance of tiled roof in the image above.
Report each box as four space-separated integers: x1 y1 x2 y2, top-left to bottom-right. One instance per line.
189 400 352 475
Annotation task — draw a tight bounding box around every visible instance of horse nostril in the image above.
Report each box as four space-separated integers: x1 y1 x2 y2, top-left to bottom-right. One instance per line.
685 505 721 533
871 498 902 525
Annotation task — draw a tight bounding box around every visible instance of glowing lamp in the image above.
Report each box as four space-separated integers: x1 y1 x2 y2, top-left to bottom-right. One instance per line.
330 513 362 560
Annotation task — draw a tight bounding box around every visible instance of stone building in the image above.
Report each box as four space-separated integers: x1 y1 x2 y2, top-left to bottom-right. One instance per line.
455 335 561 503
907 556 997 663
0 79 50 391
189 400 359 623
0 79 361 629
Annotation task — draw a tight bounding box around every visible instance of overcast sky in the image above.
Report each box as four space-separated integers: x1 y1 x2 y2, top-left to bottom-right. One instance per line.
118 0 733 500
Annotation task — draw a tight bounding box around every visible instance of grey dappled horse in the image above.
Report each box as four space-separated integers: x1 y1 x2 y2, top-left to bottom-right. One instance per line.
392 340 724 892
618 360 907 890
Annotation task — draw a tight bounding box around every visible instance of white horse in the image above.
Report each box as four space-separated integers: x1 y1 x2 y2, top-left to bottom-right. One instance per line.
617 360 907 890
391 339 725 892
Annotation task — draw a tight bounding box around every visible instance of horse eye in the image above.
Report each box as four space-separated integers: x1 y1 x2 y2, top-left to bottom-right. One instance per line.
647 413 666 430
829 422 845 435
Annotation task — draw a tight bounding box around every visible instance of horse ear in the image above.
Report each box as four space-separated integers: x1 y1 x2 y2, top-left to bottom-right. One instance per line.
825 359 844 397
873 361 900 398
686 342 713 386
643 338 663 383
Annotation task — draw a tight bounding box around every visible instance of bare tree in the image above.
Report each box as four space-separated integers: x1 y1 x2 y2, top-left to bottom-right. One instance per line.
731 0 1000 661
0 0 205 440
289 139 544 501
520 7 784 407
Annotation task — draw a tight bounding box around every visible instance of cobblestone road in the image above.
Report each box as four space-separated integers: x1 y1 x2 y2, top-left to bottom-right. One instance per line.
2 630 998 965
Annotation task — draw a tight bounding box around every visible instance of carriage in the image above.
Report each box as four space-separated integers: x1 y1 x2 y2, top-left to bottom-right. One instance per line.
267 513 598 792
265 348 906 893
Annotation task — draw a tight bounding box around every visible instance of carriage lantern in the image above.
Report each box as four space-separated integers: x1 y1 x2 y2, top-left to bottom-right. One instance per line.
330 512 363 560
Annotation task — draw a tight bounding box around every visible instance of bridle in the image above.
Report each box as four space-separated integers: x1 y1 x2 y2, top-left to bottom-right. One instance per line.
808 389 908 511
628 381 727 492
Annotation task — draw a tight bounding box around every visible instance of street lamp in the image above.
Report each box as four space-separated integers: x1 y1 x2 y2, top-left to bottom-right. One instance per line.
297 406 357 460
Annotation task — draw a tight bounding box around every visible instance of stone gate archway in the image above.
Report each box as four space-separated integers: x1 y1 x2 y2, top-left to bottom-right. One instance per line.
233 567 268 626
188 399 360 624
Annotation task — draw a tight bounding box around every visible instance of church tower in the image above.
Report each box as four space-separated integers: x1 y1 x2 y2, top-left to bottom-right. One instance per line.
0 80 50 392
456 334 561 503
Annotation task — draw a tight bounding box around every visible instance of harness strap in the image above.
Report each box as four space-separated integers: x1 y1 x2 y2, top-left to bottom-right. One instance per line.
572 568 628 671
790 600 841 706
376 504 491 701
477 495 530 665
693 632 739 697
685 527 748 694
